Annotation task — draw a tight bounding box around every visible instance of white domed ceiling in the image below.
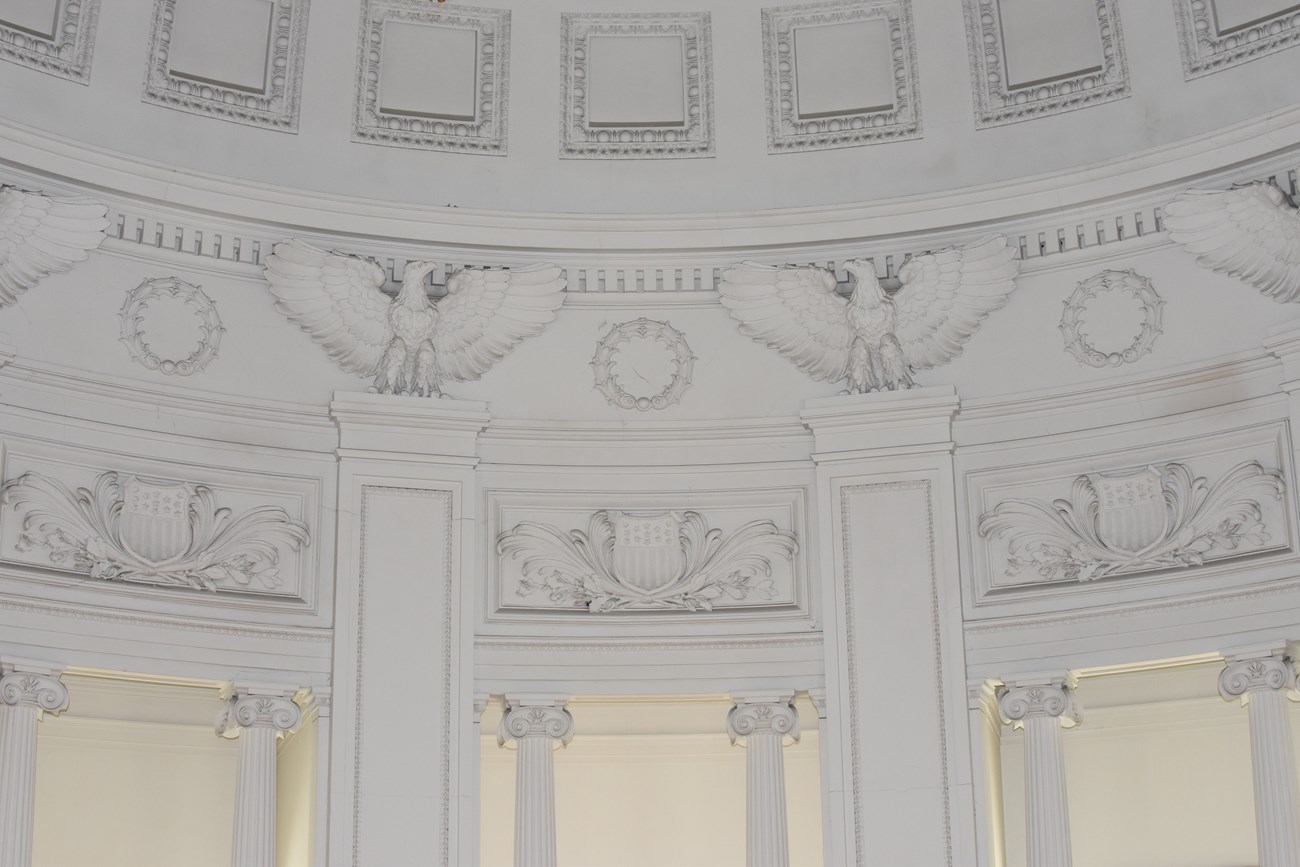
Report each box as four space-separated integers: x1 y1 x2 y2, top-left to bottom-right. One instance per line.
1 0 1299 215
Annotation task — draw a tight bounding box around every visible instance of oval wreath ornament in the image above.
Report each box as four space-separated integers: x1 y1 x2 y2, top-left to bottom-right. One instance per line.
1059 269 1164 369
119 277 225 376
591 318 695 411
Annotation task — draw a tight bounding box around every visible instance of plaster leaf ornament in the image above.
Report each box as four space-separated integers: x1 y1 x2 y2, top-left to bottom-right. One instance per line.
1164 181 1300 302
0 186 109 308
977 461 1285 583
1 471 310 593
497 510 799 613
263 239 566 397
718 235 1018 393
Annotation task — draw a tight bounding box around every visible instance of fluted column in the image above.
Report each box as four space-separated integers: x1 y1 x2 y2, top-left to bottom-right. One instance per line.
216 686 302 867
0 663 67 867
498 696 574 867
728 692 800 867
1219 646 1300 867
999 675 1080 867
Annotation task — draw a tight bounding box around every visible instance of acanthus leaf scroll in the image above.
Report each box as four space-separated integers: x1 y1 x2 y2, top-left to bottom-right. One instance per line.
977 461 1285 583
497 510 798 613
1 471 310 593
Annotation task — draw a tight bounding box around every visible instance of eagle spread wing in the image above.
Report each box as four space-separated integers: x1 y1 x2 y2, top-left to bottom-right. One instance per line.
0 186 108 308
263 239 394 376
717 262 853 382
892 235 1019 370
1164 182 1300 302
433 264 567 383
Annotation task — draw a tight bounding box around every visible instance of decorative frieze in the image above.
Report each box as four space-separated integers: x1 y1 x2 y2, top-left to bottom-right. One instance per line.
977 460 1285 582
1 470 311 593
560 12 714 159
353 0 510 153
1059 269 1163 368
497 509 798 612
141 0 311 131
962 0 1130 127
0 0 100 82
591 318 695 412
119 277 225 376
1172 0 1300 79
761 0 921 152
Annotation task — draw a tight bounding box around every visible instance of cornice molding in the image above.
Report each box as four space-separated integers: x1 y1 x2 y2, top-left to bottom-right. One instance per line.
1 107 1299 253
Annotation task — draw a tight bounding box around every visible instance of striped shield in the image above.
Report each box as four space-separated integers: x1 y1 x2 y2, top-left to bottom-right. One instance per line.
120 476 194 562
1088 467 1167 555
610 512 684 591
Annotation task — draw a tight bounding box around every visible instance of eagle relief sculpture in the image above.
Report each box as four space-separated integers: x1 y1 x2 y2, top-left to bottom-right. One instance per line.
1 185 109 308
1164 181 1300 303
263 239 567 397
718 235 1019 392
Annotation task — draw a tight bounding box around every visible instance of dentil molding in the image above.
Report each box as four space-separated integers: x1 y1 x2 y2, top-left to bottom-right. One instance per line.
496 509 799 612
977 460 1286 583
353 0 510 154
0 0 100 83
141 0 311 131
761 0 921 152
591 318 695 411
962 0 1130 128
1059 269 1164 368
0 470 311 593
119 277 225 376
1172 0 1300 79
559 11 714 159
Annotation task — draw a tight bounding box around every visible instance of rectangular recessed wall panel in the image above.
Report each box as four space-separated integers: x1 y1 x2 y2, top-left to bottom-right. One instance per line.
1173 0 1300 77
793 19 895 117
379 21 478 120
587 35 685 127
560 11 713 159
963 0 1128 127
0 0 97 81
998 0 1104 88
762 0 921 152
168 0 273 92
0 0 59 38
1212 0 1300 32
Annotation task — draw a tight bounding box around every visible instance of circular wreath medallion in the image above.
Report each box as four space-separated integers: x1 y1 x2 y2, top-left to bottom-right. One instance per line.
1059 270 1164 368
119 277 225 376
591 318 695 411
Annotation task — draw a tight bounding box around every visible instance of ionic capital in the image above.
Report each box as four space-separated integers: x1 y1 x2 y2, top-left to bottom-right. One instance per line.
727 692 800 745
1219 649 1296 702
998 675 1079 728
216 686 302 737
0 663 68 716
498 696 574 747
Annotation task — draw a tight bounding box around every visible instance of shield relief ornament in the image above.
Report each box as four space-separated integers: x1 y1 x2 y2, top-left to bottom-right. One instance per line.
120 476 194 562
609 511 684 592
1088 466 1168 555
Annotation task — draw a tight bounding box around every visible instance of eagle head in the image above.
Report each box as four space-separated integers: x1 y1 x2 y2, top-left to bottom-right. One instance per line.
844 258 886 305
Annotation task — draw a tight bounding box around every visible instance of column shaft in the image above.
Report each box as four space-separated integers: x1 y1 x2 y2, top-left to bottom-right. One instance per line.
999 676 1079 867
746 730 790 867
1022 715 1071 867
514 736 558 867
0 666 67 867
499 697 574 867
0 704 38 867
231 726 279 867
1220 651 1300 867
